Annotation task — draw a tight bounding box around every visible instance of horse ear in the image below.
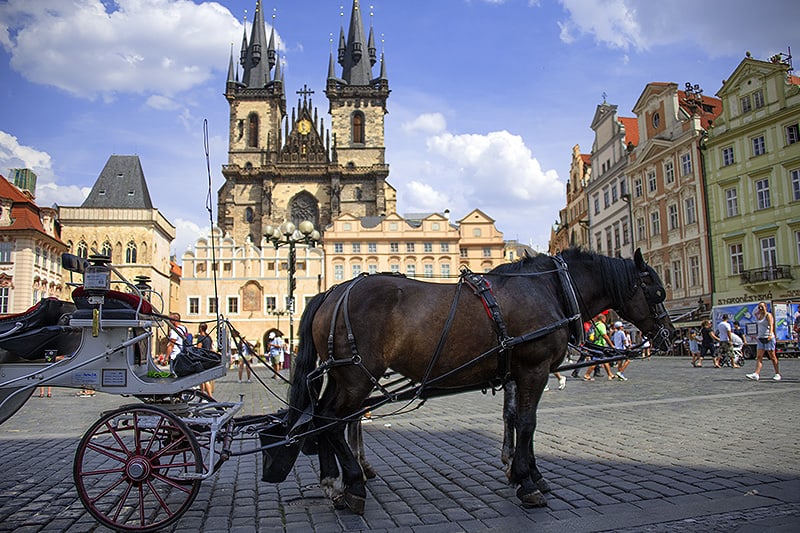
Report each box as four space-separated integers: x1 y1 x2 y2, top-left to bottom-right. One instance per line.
634 248 646 271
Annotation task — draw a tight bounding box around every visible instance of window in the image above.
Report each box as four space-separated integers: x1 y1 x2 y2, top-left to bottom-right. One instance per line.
594 232 602 252
611 183 618 203
266 296 276 310
482 247 492 258
603 188 610 208
334 264 344 280
423 264 433 278
613 223 620 250
761 236 777 268
787 124 800 145
664 161 675 184
668 204 679 230
208 297 218 314
685 196 697 224
725 188 739 217
35 245 41 266
77 241 88 259
622 221 630 245
755 178 771 210
423 243 433 253
248 113 259 147
352 264 362 277
125 241 137 263
406 264 416 277
752 135 766 156
406 243 415 253
441 263 451 278
593 194 600 215
367 242 377 253
472 228 482 237
0 241 12 262
188 297 200 315
245 207 254 223
440 243 450 253
352 243 361 253
0 287 8 314
652 112 661 129
352 111 365 144
366 264 376 274
636 217 645 242
729 244 743 275
672 260 683 290
460 248 468 258
647 170 657 193
680 153 692 176
605 229 612 253
390 264 400 273
634 178 643 198
740 94 752 113
722 146 735 166
689 256 700 287
334 243 343 253
390 242 399 253
227 296 239 314
101 241 112 258
650 211 661 236
792 169 800 201
753 89 764 109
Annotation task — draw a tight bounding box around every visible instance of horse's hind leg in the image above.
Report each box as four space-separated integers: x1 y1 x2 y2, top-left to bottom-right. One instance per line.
501 381 517 479
347 420 376 479
509 373 549 508
318 433 346 509
328 425 368 514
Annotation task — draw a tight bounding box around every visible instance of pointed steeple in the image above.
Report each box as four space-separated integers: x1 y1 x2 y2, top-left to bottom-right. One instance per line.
367 21 377 67
267 26 277 70
239 13 248 67
340 0 373 85
242 0 271 88
227 44 236 84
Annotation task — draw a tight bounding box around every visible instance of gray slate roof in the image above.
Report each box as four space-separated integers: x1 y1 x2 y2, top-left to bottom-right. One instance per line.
81 155 154 209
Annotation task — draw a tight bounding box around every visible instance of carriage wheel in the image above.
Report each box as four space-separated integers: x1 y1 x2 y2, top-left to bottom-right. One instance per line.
73 404 202 532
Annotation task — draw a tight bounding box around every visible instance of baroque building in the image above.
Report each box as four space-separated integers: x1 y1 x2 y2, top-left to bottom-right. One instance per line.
705 53 800 309
0 172 67 314
218 0 396 246
627 82 721 323
549 144 591 254
58 155 176 314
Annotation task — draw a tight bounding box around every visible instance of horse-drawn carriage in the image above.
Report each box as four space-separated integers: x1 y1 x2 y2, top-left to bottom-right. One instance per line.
0 248 673 530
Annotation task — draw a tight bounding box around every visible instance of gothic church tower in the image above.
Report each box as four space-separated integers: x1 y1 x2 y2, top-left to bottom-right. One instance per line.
218 0 396 245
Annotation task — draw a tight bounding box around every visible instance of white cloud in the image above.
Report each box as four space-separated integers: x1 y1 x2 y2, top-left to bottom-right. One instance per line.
0 130 89 207
557 0 800 58
402 113 447 135
172 218 205 263
0 0 243 99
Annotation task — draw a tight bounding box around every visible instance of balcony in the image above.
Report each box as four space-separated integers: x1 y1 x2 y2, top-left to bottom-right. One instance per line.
740 265 794 284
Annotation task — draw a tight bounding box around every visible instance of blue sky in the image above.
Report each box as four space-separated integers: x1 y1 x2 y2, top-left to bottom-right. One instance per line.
1 0 797 258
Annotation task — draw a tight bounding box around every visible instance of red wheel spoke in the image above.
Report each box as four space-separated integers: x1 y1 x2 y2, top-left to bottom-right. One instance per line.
109 477 134 522
88 474 127 505
84 441 129 464
142 416 168 456
106 419 134 456
76 466 126 479
146 478 178 518
150 471 196 494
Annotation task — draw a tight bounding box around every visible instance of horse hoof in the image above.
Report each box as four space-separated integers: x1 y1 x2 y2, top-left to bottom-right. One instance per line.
362 464 377 479
517 487 548 508
344 492 366 515
331 495 347 510
535 477 552 494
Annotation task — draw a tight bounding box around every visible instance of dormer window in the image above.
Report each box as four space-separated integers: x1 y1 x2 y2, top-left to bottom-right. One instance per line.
128 190 135 197
652 112 661 129
116 173 124 178
99 189 106 195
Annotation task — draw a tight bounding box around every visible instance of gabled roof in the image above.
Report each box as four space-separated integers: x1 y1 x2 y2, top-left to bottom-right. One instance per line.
579 154 591 166
0 175 50 235
82 155 154 209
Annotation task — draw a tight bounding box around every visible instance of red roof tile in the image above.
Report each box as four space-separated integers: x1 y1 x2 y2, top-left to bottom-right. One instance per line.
0 176 48 234
619 117 639 147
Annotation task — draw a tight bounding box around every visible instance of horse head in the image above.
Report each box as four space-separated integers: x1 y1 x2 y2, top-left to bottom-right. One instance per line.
617 249 674 351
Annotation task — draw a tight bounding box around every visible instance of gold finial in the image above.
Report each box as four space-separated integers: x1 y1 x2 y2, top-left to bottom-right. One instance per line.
340 5 344 18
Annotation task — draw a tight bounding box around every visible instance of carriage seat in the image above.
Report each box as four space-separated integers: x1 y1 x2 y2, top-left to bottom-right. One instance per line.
71 287 154 320
0 298 82 362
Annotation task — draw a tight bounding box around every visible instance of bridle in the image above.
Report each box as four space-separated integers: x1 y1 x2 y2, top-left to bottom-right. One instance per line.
632 268 672 345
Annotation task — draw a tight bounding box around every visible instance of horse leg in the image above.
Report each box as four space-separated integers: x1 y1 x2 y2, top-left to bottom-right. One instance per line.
509 373 548 508
318 432 347 509
327 424 368 514
347 419 376 479
501 381 517 480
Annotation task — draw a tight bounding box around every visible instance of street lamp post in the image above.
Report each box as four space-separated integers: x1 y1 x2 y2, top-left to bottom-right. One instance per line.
264 220 320 369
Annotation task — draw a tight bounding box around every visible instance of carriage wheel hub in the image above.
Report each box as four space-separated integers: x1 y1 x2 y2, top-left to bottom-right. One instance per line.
126 457 152 481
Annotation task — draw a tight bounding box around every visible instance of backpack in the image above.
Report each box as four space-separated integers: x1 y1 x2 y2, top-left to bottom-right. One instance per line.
184 332 193 346
587 325 597 343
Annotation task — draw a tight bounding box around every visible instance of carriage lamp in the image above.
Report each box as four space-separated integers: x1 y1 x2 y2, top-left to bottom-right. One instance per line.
264 220 320 369
84 254 112 299
134 275 152 301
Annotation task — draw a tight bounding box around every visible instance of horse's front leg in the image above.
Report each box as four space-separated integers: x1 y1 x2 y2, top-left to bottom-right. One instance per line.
318 433 346 509
328 423 368 514
501 381 517 479
347 419 376 479
509 373 549 508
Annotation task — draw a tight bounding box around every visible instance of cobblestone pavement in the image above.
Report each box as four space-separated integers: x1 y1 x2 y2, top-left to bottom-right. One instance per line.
1 357 798 532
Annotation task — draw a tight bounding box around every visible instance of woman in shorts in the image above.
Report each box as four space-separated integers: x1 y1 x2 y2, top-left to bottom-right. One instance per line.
746 302 781 382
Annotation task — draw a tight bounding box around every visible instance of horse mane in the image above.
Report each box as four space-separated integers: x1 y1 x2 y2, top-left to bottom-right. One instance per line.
490 247 638 308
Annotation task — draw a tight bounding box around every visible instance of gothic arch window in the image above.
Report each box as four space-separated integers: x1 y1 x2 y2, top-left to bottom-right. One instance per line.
140 242 148 263
289 192 320 229
352 111 365 144
76 241 88 259
248 113 259 148
125 241 137 264
245 206 254 223
101 241 112 259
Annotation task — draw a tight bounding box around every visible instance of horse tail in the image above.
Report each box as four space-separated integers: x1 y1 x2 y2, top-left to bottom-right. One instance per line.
288 290 328 424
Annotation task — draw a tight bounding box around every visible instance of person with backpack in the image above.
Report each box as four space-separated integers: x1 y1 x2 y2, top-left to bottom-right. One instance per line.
582 312 617 381
167 312 187 375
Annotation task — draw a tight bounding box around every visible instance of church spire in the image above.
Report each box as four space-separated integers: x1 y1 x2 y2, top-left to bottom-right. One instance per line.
241 0 270 88
339 0 372 85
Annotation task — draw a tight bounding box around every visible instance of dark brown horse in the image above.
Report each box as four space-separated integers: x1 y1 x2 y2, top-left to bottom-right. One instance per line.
261 248 673 513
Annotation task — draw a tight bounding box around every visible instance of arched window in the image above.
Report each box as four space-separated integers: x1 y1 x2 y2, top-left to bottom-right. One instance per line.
245 206 254 223
248 113 259 147
101 241 112 259
125 241 137 264
76 241 88 259
352 112 365 144
289 192 320 229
